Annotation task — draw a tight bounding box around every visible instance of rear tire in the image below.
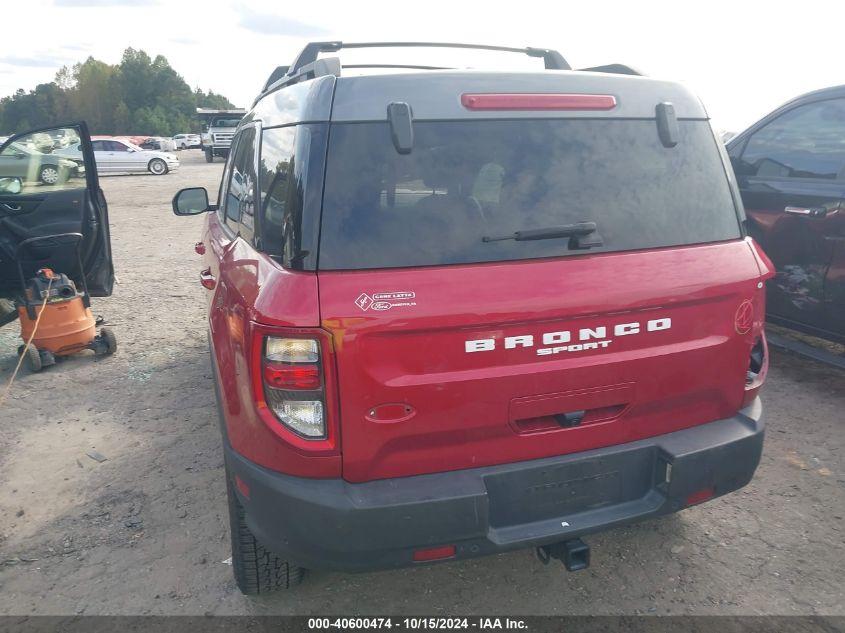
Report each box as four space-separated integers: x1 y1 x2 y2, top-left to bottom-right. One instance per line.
100 327 117 355
226 474 305 594
148 158 168 175
24 345 42 372
204 148 214 163
40 349 56 367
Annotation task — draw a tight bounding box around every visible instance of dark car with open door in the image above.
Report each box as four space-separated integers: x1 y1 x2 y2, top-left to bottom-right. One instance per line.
0 123 113 327
727 86 845 343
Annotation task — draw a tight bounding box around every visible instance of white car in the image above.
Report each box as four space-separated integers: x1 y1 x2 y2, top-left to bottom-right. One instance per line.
172 133 201 149
55 138 179 175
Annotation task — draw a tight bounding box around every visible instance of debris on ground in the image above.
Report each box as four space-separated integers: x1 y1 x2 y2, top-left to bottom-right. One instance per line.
85 450 108 463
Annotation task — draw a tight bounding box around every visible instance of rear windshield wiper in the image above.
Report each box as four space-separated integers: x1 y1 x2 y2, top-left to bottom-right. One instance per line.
482 221 603 249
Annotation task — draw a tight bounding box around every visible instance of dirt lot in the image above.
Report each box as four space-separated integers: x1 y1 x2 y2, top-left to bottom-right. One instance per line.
0 151 843 616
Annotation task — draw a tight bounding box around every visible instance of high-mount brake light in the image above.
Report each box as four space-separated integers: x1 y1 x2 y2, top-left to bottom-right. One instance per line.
262 336 326 438
461 93 617 111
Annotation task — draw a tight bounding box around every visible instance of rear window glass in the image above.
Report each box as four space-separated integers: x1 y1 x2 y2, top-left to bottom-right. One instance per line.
317 119 741 270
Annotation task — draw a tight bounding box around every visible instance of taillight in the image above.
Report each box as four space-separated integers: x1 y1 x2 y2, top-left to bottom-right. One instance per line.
263 336 325 438
265 338 319 363
263 363 320 390
748 337 765 378
244 323 339 475
742 332 769 408
741 280 770 408
261 335 328 439
266 393 325 437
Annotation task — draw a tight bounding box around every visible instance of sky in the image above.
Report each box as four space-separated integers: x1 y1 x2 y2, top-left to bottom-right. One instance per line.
1 0 844 133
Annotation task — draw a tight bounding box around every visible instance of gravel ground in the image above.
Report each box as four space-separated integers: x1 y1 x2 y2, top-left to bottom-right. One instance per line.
0 151 843 616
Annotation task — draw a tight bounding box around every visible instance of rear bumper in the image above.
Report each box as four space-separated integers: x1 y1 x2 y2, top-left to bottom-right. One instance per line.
226 399 764 572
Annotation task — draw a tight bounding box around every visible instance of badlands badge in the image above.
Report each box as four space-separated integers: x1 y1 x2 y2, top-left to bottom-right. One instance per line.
734 299 754 334
355 291 417 312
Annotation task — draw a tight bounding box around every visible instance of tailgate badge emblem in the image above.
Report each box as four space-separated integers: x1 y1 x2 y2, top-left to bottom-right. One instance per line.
735 300 754 334
355 293 373 311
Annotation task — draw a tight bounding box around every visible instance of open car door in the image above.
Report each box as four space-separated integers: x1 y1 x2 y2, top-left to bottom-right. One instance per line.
0 122 113 315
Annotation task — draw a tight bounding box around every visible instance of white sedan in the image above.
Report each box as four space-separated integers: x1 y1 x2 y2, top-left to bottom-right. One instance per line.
55 138 179 175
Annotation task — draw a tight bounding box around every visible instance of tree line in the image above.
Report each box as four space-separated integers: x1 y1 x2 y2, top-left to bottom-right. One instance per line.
0 48 236 137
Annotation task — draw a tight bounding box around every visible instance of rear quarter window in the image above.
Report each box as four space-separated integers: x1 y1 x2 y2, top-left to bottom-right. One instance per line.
317 119 742 270
257 124 327 268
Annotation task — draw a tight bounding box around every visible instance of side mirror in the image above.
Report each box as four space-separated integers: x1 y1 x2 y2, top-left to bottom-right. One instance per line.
0 176 22 194
173 187 213 215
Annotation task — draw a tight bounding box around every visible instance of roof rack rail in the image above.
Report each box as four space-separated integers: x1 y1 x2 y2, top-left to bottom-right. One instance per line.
254 41 571 106
255 57 342 106
342 64 453 71
579 63 643 76
285 41 570 76
262 62 447 93
262 65 290 92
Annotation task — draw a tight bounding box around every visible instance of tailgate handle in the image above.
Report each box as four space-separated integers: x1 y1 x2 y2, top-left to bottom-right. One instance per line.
553 410 586 428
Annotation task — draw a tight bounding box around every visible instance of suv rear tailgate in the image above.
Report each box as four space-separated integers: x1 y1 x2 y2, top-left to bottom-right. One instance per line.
319 241 762 483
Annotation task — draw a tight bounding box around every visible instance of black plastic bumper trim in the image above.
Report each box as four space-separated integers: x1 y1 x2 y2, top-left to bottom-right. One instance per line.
225 398 764 572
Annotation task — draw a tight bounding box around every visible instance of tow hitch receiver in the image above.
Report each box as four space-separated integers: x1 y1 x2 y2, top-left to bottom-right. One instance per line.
536 538 590 571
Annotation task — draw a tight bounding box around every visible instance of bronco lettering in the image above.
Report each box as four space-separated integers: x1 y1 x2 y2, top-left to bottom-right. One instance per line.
465 318 672 354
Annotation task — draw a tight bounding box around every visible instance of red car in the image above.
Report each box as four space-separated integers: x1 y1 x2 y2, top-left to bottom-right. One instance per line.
173 42 774 594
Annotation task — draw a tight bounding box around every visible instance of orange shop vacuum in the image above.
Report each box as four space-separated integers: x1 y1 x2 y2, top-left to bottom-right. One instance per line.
15 233 116 372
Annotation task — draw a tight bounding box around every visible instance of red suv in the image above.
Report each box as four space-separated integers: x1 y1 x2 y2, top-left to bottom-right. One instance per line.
173 42 774 594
